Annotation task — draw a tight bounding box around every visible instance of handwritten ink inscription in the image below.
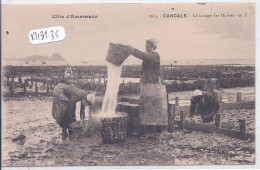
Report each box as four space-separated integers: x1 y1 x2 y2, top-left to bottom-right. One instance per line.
29 26 65 45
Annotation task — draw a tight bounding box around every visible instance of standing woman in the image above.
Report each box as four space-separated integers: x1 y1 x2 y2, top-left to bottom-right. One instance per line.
124 39 168 134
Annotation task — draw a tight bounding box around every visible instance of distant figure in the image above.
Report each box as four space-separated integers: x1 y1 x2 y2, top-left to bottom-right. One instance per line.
189 89 221 123
52 82 95 140
18 76 23 84
9 81 15 95
64 67 73 78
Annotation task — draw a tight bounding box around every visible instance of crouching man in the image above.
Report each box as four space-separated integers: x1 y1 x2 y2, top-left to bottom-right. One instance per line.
189 89 221 123
52 81 95 140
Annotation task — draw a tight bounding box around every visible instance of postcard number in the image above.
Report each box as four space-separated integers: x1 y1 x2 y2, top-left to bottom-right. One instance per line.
29 26 65 45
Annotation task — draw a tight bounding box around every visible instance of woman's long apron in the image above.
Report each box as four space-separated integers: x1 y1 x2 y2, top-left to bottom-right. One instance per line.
139 79 168 126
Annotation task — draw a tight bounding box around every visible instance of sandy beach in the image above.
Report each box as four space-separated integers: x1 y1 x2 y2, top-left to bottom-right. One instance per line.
2 87 255 166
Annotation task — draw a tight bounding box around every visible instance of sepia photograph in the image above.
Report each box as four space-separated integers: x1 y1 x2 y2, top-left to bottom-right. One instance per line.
1 2 257 168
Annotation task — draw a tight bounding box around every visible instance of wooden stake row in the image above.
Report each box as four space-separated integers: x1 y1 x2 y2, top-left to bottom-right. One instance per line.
167 91 254 140
10 79 55 95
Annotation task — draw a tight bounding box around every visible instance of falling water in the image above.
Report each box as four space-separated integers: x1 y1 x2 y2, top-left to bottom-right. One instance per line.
101 62 122 117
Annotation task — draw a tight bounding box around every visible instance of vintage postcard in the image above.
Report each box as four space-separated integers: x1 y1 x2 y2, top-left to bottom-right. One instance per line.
1 2 256 168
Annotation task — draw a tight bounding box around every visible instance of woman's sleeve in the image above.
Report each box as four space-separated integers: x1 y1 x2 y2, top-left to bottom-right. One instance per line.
65 86 88 103
132 49 160 63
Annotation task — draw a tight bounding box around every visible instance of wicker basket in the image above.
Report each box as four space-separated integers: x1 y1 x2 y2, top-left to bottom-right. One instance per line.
101 112 128 144
106 43 131 66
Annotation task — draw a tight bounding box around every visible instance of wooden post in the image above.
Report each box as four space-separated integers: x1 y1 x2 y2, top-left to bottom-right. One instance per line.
237 92 242 102
98 75 101 83
7 76 10 86
180 111 185 130
215 107 222 127
215 114 221 128
35 82 38 93
172 105 176 131
18 75 22 83
130 105 140 136
23 82 27 93
31 77 33 86
219 93 222 103
26 79 30 86
47 83 49 92
238 119 247 140
168 103 172 133
9 82 15 95
80 101 85 119
175 97 179 106
168 104 175 133
43 80 45 87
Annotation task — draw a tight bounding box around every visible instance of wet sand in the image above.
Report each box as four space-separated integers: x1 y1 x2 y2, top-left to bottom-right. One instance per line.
1 87 255 166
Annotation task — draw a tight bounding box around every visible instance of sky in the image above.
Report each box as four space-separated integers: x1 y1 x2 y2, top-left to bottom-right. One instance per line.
2 3 255 65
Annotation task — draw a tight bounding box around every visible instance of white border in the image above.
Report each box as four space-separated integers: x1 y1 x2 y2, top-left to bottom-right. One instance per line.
0 0 258 4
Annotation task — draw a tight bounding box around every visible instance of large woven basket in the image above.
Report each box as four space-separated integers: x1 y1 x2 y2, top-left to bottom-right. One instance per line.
106 43 132 66
70 120 99 138
101 112 128 144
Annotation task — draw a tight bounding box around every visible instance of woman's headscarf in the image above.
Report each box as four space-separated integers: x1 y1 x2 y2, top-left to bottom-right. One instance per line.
146 39 157 47
146 39 157 53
